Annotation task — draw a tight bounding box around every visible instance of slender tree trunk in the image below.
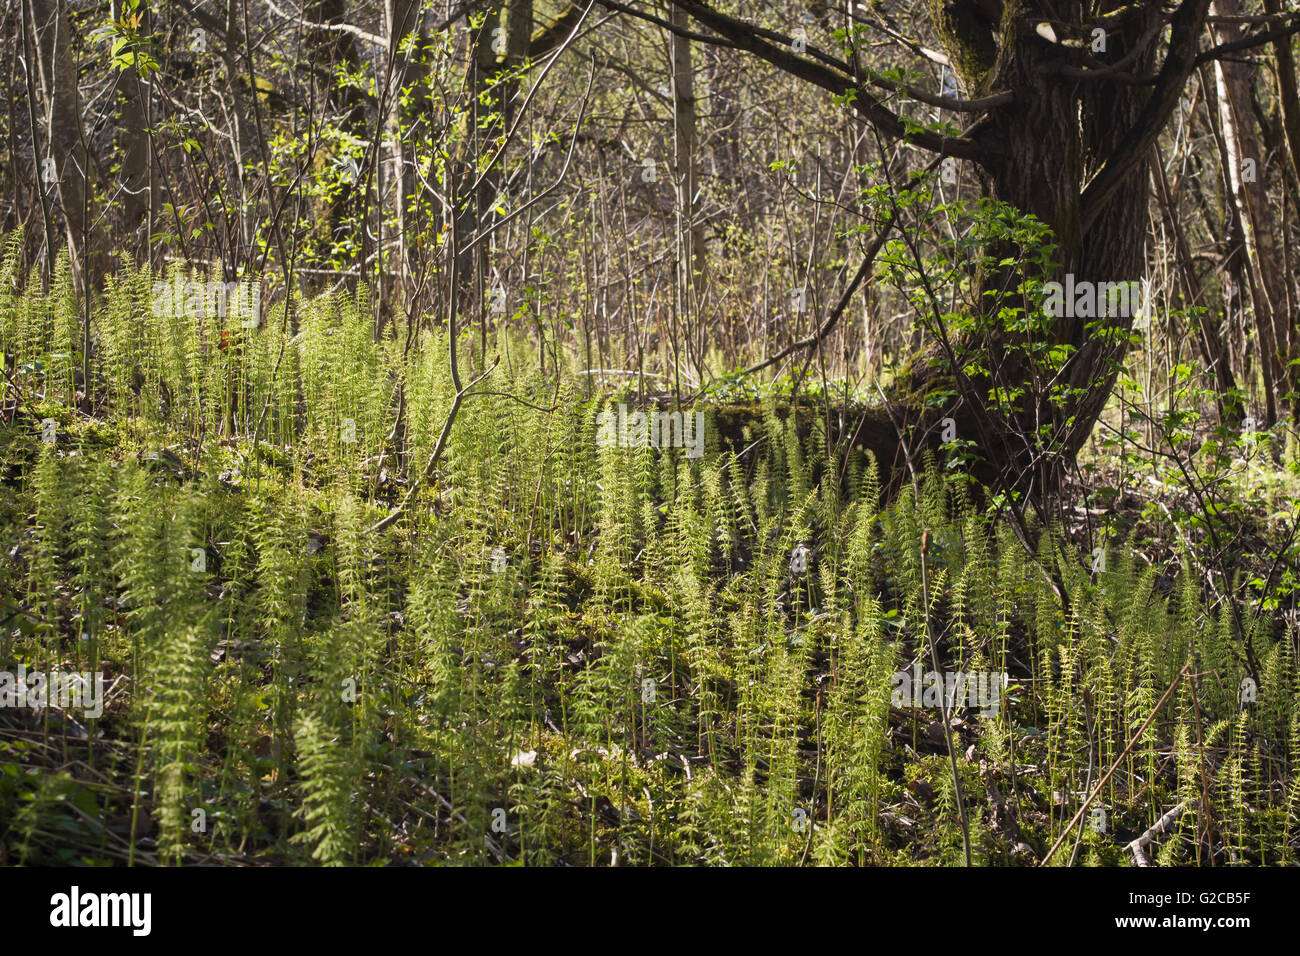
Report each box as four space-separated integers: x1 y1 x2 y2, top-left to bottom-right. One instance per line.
1264 0 1300 407
1211 0 1290 421
222 0 255 258
1264 0 1300 189
1153 143 1241 423
111 0 152 264
386 0 428 312
670 1 705 333
19 0 58 290
450 5 497 354
310 0 370 283
28 0 91 296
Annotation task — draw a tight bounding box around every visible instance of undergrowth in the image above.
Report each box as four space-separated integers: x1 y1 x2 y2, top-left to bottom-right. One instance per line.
0 253 1296 865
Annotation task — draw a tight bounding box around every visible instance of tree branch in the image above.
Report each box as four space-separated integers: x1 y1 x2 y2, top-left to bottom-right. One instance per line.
1079 0 1213 233
1194 14 1300 66
604 0 985 161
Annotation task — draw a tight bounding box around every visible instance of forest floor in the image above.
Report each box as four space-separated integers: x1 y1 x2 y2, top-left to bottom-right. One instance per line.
2 293 1298 865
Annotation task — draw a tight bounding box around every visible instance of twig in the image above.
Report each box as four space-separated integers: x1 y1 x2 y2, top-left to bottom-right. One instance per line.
410 781 511 863
1039 661 1191 866
1126 802 1188 867
367 359 498 534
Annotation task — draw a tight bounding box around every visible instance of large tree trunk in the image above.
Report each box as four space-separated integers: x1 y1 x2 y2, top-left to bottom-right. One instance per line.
503 0 534 126
916 1 1169 494
653 0 1217 499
